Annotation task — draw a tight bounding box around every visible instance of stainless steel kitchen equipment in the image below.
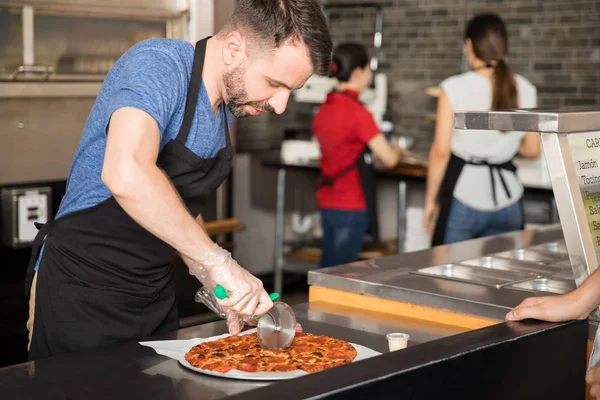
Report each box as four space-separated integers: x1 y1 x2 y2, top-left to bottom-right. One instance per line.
528 240 569 255
307 224 590 325
509 277 576 295
1 186 51 248
491 248 569 266
0 1 190 185
455 106 600 289
410 263 540 289
460 255 562 272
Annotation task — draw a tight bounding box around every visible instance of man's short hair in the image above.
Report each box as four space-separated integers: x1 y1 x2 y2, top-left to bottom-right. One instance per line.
221 0 332 76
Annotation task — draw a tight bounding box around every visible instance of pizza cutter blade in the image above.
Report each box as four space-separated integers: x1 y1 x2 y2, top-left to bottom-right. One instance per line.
213 285 296 350
257 301 297 350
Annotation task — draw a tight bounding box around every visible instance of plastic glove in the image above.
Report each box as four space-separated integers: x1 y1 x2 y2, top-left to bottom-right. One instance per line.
194 286 245 335
188 244 273 319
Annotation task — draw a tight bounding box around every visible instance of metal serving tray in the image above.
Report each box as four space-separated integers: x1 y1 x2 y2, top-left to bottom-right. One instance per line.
492 248 570 266
551 269 575 281
459 256 557 274
411 264 540 289
509 278 576 295
528 241 569 255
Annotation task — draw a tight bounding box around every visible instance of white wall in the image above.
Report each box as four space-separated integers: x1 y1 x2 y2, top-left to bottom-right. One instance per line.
188 0 235 40
233 154 277 275
189 0 215 39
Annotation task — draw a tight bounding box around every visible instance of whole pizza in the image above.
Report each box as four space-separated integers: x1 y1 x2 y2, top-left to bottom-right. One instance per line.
184 332 357 374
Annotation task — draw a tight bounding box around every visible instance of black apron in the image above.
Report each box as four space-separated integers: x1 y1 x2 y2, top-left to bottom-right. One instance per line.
25 37 233 360
317 91 380 243
431 153 524 246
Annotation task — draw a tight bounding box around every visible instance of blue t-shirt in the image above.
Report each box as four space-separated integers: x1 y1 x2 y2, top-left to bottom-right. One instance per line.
35 38 232 270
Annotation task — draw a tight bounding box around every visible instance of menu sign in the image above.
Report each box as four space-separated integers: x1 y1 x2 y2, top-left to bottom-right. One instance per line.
569 130 600 266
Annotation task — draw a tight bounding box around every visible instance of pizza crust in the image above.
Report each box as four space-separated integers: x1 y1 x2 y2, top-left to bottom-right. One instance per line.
185 332 357 374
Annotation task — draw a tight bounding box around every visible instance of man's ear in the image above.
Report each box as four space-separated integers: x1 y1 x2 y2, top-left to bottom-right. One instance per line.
222 31 247 68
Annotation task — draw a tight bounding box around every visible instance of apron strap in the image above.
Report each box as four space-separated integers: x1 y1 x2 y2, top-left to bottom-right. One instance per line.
468 158 517 206
432 154 466 246
317 91 365 187
175 37 231 152
175 37 209 145
222 103 231 147
356 148 379 243
24 222 51 297
317 162 357 187
432 153 520 246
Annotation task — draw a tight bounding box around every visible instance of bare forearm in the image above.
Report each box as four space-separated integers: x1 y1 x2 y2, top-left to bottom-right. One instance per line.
181 215 208 268
107 163 214 263
575 267 600 316
425 149 450 205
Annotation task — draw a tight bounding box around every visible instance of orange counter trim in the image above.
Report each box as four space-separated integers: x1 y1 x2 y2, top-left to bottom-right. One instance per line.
309 286 498 330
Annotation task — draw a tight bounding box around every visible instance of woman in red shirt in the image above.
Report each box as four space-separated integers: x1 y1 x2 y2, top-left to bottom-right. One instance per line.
313 43 403 268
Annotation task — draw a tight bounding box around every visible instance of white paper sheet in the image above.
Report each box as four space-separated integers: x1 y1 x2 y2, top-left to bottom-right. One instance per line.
140 329 381 381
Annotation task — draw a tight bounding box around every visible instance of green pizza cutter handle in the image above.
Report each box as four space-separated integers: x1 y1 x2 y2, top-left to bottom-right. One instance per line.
213 285 279 321
214 284 280 302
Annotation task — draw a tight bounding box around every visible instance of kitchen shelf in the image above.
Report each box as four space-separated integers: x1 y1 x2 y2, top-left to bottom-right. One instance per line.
1 2 188 21
204 218 245 236
425 86 441 98
0 81 102 98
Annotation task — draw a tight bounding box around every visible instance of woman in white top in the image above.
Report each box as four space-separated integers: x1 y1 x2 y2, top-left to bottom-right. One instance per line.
424 13 540 246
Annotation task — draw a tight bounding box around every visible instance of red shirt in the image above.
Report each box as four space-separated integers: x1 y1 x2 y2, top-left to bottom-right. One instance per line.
313 90 380 211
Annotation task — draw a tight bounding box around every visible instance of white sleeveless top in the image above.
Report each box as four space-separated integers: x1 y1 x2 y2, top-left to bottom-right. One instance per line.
440 71 537 211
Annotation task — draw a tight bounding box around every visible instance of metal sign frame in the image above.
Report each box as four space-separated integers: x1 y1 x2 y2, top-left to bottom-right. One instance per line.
455 106 600 287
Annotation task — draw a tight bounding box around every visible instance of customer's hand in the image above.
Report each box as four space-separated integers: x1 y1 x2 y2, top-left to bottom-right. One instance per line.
423 201 439 236
587 366 600 399
505 291 591 322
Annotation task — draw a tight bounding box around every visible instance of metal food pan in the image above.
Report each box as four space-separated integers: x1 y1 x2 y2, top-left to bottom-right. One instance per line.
528 241 568 255
509 278 576 295
460 256 557 274
551 269 575 281
492 248 569 266
411 264 539 289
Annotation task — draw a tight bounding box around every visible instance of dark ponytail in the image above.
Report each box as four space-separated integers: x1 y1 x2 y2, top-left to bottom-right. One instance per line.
465 13 518 110
492 59 518 110
330 43 369 82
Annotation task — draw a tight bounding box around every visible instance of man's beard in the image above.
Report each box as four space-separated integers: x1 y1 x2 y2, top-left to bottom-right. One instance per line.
223 67 274 118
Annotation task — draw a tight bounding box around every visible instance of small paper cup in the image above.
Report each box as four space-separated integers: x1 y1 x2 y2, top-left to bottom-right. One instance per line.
386 333 410 352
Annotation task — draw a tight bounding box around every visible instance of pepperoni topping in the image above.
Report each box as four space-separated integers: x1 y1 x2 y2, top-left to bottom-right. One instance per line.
184 333 357 374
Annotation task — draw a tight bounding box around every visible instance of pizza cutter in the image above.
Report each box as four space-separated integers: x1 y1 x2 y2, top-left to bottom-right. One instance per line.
214 285 297 350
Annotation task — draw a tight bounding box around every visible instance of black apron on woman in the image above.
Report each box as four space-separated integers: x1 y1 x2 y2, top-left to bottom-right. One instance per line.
25 37 233 360
431 153 524 246
317 90 380 243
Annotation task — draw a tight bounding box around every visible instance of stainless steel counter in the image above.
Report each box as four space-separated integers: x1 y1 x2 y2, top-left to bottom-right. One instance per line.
0 302 466 399
0 300 586 399
308 224 599 338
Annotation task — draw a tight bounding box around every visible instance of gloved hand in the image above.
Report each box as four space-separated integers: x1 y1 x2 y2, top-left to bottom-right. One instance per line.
194 287 303 336
187 244 273 334
194 286 245 334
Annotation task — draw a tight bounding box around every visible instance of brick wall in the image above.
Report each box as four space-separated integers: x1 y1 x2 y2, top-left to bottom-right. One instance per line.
236 0 600 154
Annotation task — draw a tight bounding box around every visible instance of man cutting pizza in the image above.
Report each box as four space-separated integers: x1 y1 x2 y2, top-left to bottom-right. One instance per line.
24 0 332 360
